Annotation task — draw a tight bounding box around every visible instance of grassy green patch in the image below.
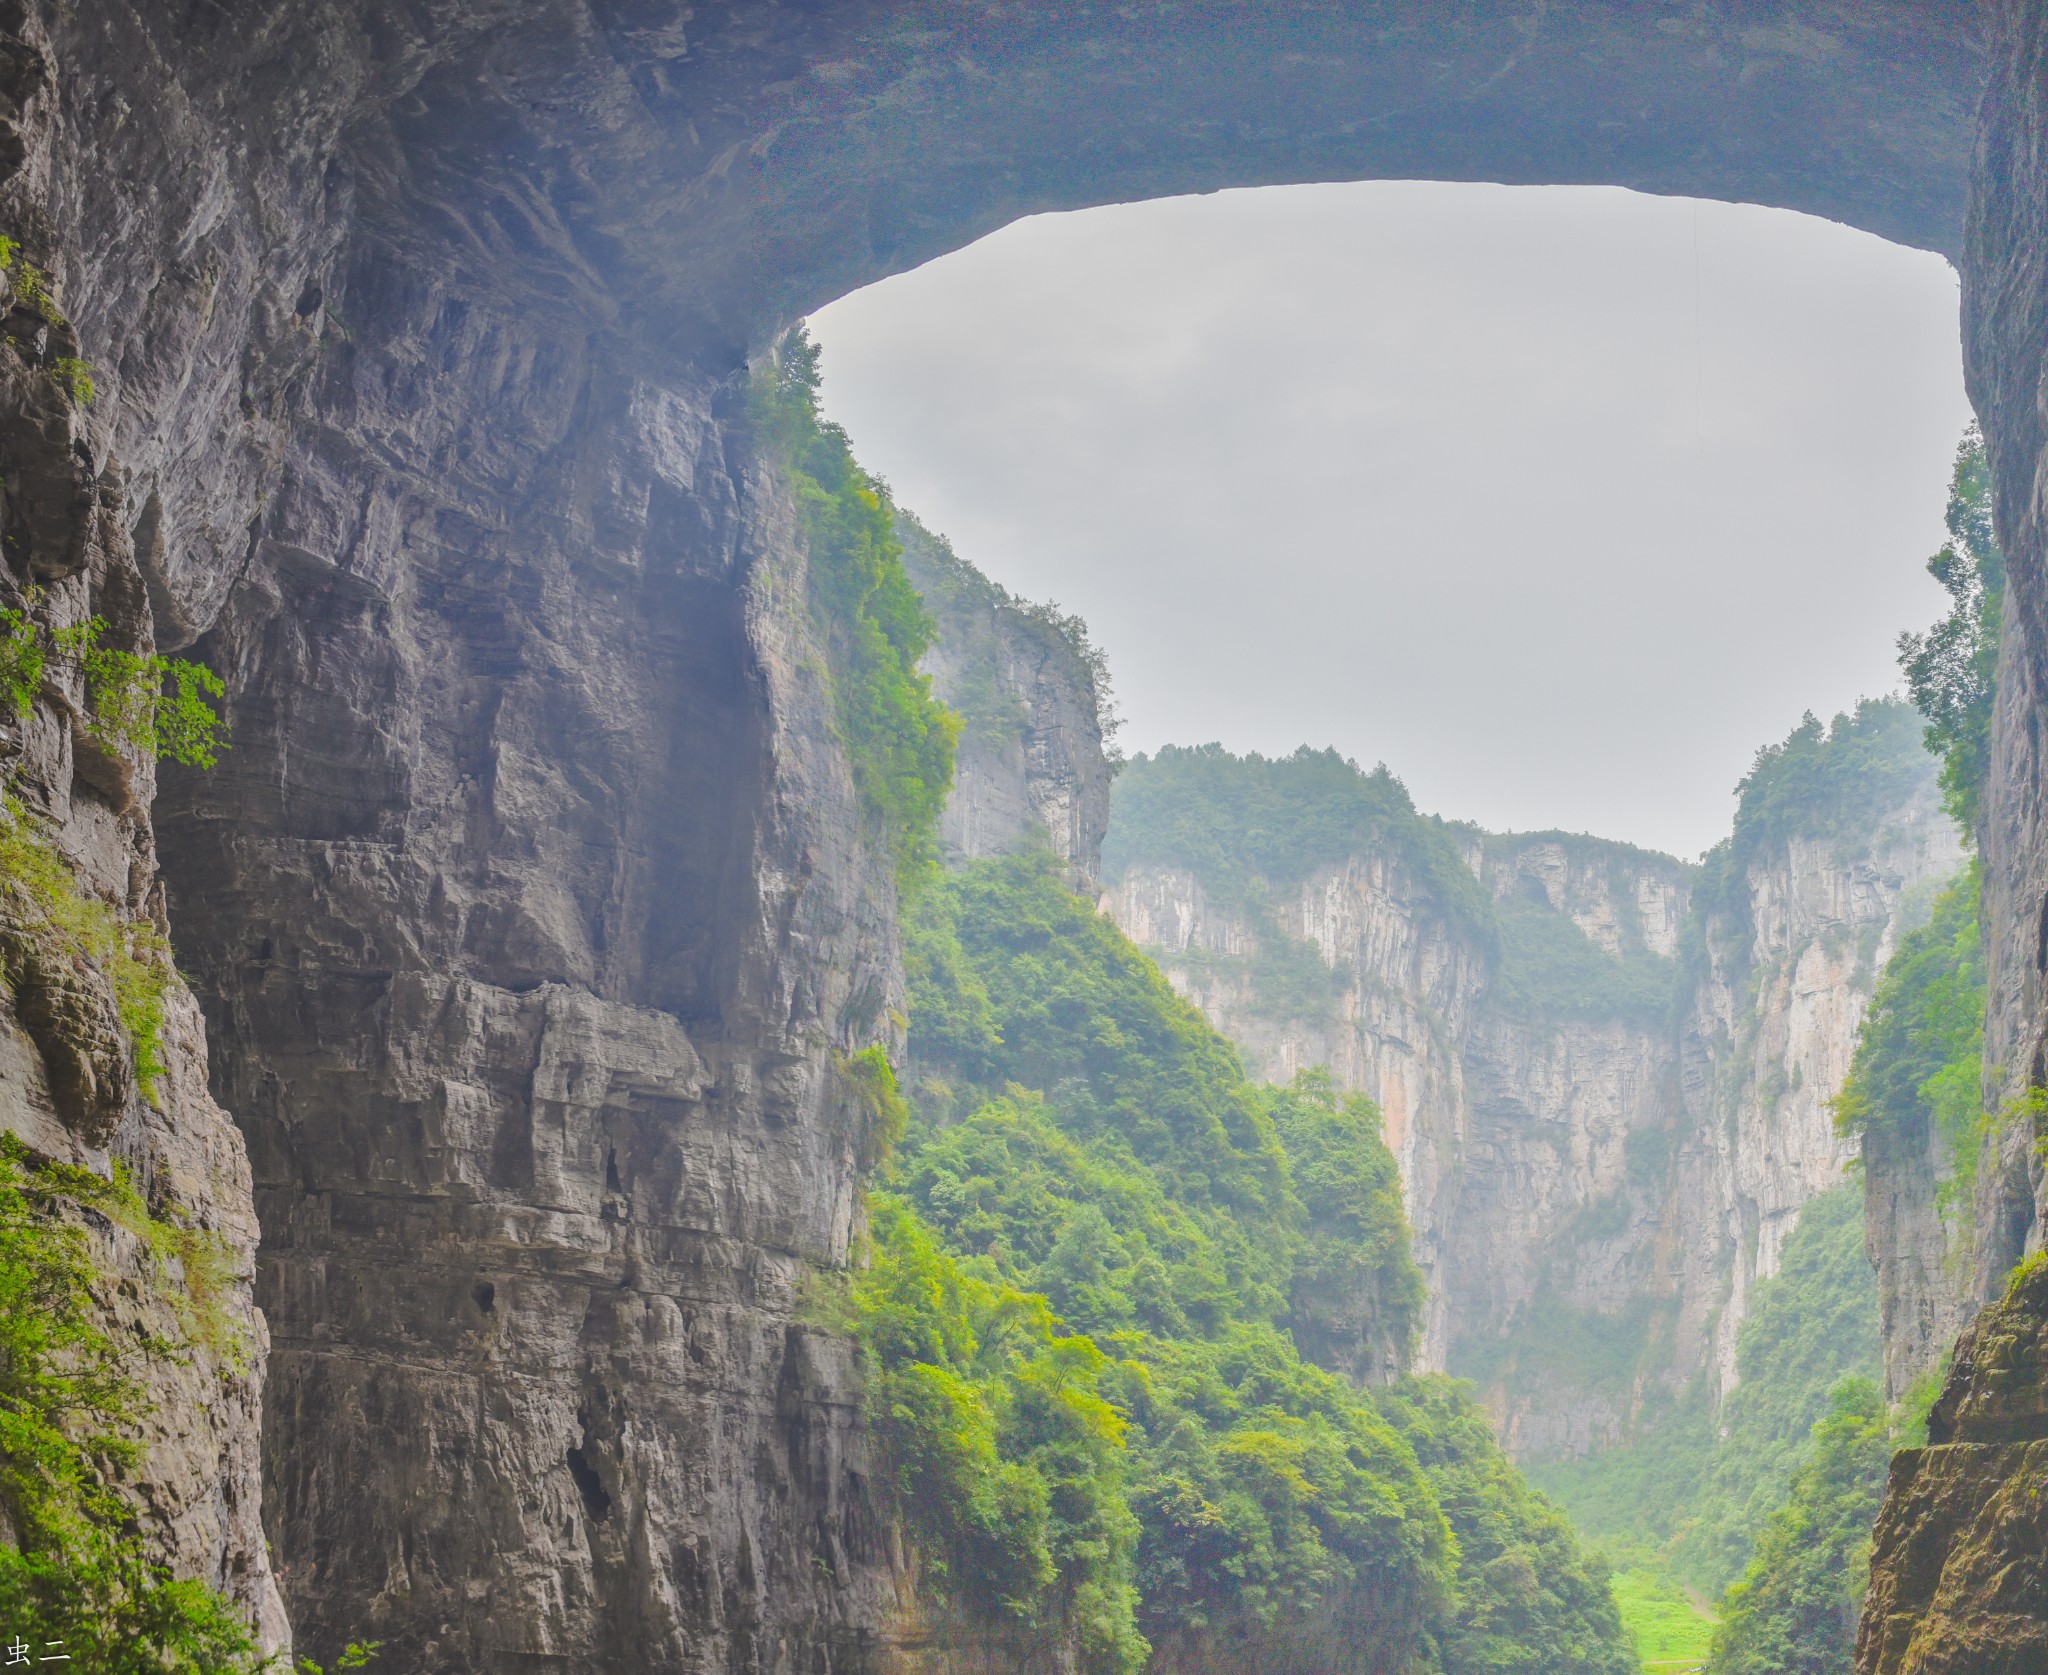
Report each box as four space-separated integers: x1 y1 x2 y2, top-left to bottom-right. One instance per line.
1610 1563 1715 1671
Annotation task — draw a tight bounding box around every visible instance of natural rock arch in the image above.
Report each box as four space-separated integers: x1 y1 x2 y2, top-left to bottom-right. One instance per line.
380 1 1986 361
28 1 2048 1670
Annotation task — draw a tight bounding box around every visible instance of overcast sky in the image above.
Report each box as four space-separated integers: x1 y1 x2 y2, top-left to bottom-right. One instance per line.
809 182 1973 859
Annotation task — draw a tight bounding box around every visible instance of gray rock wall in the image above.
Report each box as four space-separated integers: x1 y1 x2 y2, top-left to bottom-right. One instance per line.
1102 794 1963 1457
152 280 906 1665
897 517 1112 876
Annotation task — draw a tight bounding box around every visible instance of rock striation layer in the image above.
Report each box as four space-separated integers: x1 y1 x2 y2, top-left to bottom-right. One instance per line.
1855 1255 2048 1675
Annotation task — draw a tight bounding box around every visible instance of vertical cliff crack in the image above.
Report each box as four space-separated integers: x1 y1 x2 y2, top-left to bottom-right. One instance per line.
566 1446 611 1523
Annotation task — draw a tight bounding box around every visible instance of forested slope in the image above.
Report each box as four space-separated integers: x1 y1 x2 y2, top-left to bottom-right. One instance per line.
860 846 1635 1675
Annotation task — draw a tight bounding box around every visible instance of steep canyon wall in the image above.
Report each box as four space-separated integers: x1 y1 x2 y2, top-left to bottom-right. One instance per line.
1102 758 1963 1457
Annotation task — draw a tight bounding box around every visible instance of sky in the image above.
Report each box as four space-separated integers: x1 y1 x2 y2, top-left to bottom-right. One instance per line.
809 181 1974 859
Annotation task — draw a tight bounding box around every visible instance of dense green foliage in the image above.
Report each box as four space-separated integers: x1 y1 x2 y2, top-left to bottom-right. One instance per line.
754 329 959 874
1529 1185 1883 1600
1103 745 1492 941
1898 430 2001 839
1833 867 1984 1233
1273 1069 1425 1374
847 1195 1144 1666
0 605 227 768
910 851 1295 1257
1720 700 1931 863
1377 1378 1631 1674
1706 1381 1892 1675
0 1139 372 1671
870 849 1632 1674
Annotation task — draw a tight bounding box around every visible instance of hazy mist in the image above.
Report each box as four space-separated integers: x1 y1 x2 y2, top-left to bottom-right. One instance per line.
810 181 1972 859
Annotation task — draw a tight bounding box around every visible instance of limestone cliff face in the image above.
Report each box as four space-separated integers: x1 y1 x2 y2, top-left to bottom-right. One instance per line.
15 8 907 1668
1103 784 1962 1459
1853 6 2048 1663
0 5 283 1647
152 306 906 1666
1674 819 1966 1404
898 517 1112 875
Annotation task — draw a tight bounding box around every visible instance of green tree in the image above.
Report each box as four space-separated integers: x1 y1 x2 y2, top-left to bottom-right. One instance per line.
1833 866 1985 1232
852 1194 1142 1668
1707 1380 1893 1675
1378 1377 1635 1675
1268 1071 1424 1379
1898 428 2002 838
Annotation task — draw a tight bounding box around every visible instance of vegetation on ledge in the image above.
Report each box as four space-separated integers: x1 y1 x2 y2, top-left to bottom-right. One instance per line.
0 797 174 1101
1102 743 1493 942
0 1138 372 1672
752 328 959 878
1899 429 2001 842
1833 865 1985 1242
1686 698 1935 975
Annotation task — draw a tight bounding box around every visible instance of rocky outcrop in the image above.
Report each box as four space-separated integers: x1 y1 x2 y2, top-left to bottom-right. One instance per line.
898 517 1111 874
1855 1256 2048 1675
153 308 906 1663
0 18 281 1638
1103 788 1962 1458
1678 820 1968 1405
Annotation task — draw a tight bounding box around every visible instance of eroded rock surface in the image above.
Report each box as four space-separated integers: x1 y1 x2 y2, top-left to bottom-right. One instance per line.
0 0 281 1640
898 516 1111 875
1856 1258 2048 1675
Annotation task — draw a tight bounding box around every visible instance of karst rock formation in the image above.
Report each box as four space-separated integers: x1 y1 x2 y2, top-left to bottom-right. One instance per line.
0 2 2039 1670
